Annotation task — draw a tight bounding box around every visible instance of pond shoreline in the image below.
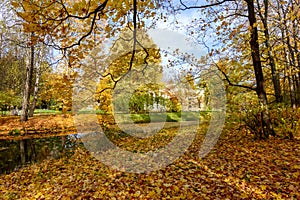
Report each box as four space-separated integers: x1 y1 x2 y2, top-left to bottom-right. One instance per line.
0 115 76 139
0 113 204 140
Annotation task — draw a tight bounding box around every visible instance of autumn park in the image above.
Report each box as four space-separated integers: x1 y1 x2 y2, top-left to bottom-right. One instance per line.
0 0 299 199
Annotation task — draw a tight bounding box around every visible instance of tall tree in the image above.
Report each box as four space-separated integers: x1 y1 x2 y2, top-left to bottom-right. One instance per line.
0 0 27 113
272 0 300 107
20 33 35 121
161 0 276 137
245 0 275 137
256 0 282 103
28 44 47 117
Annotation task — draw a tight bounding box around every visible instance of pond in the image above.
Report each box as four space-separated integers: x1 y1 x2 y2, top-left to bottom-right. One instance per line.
0 121 201 175
0 134 83 175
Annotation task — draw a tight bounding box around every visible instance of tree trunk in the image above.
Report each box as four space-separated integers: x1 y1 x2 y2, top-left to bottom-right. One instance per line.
277 1 296 107
0 33 3 60
29 47 42 117
257 0 282 103
246 0 275 138
286 35 297 108
291 0 300 107
21 33 35 122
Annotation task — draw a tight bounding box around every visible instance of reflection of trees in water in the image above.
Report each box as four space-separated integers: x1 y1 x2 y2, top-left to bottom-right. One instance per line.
0 134 81 174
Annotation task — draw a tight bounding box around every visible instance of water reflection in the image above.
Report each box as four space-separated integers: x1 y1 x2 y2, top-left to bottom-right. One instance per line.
0 134 82 175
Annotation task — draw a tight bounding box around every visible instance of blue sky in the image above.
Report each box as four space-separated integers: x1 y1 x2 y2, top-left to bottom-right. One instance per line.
145 2 211 82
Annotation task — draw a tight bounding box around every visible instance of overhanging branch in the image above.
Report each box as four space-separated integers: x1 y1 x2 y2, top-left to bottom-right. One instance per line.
214 62 256 91
178 0 236 11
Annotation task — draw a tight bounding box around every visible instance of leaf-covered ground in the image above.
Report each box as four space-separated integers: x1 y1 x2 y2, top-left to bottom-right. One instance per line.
0 125 299 199
0 115 75 139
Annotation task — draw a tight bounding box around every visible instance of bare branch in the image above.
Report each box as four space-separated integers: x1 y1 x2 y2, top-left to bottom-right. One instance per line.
214 62 256 91
177 0 236 11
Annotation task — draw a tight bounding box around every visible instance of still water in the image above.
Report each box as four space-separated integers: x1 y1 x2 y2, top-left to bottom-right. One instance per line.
0 134 83 175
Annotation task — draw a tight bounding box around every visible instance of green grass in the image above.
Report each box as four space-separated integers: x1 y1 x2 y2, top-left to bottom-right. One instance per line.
1 109 61 116
0 110 9 115
76 109 106 114
114 112 201 124
34 109 61 114
1 108 212 123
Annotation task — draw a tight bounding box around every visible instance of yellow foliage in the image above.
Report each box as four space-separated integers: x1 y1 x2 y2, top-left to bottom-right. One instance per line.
11 0 159 68
39 72 74 113
94 27 162 113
